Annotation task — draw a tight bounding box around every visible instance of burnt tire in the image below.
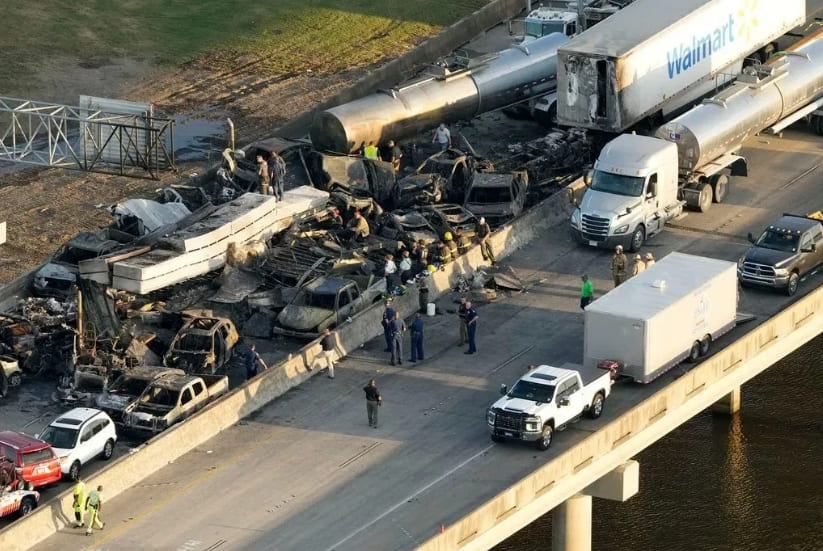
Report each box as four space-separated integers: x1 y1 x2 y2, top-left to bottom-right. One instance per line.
536 423 554 451
587 392 605 419
19 496 36 516
629 225 645 252
710 174 729 203
8 373 21 387
786 272 799 296
686 341 701 363
697 182 713 212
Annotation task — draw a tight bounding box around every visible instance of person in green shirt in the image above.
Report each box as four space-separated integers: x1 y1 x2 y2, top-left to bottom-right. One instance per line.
580 274 594 310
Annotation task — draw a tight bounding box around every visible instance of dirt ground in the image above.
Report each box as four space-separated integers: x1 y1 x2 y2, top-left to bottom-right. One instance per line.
0 3 491 284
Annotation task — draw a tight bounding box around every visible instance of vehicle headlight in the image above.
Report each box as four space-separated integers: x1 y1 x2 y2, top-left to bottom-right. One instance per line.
773 267 789 276
737 256 745 269
614 224 629 234
58 456 69 465
486 409 496 425
524 417 540 432
570 209 579 227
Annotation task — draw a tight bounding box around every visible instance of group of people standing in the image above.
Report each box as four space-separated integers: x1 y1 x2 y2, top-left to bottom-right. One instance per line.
255 152 287 200
381 302 425 365
610 244 655 287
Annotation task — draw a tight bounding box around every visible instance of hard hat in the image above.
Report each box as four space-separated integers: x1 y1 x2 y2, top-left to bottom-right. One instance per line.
645 253 654 260
635 254 641 260
444 232 453 241
615 245 623 251
427 265 437 273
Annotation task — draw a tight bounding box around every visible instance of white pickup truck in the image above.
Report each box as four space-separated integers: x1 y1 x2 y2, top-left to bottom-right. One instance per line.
487 364 611 450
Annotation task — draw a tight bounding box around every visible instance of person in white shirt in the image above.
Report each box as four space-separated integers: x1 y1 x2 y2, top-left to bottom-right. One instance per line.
432 123 451 151
399 250 412 283
384 254 398 292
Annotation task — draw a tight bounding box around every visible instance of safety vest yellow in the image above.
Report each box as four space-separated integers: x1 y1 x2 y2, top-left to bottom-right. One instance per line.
72 481 86 510
364 145 379 160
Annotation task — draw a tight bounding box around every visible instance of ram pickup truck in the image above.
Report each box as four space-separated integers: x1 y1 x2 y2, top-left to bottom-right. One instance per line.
487 364 610 450
122 374 228 433
738 213 823 296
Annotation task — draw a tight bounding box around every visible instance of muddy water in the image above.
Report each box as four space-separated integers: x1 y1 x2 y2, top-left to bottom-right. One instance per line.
495 334 823 551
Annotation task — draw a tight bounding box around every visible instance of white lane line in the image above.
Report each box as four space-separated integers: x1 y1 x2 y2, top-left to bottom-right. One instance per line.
322 444 495 551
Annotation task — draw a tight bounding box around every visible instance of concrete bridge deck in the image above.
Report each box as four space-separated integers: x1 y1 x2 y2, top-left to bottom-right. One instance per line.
25 127 823 551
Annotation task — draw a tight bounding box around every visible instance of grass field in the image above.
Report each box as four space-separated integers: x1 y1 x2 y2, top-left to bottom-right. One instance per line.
2 0 489 95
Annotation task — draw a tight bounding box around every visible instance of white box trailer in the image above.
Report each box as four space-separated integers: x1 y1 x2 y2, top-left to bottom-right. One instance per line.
584 252 737 383
557 0 806 133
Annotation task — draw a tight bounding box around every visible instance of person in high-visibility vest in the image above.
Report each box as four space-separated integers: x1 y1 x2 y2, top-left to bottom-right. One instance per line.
364 141 379 161
85 485 105 535
71 476 86 528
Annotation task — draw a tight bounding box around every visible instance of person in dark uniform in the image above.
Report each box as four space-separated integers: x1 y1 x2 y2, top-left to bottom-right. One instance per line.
389 312 406 366
268 152 286 201
244 344 267 380
464 301 478 355
409 313 424 362
363 379 382 428
457 297 469 346
382 140 403 172
381 301 396 352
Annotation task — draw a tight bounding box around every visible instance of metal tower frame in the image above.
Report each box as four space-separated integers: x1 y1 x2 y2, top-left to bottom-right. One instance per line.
0 96 176 179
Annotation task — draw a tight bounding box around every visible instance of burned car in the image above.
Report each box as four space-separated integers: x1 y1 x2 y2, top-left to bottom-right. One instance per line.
414 148 494 203
420 204 478 240
377 210 439 248
95 367 186 423
164 317 239 374
392 173 445 209
464 171 528 228
273 276 385 339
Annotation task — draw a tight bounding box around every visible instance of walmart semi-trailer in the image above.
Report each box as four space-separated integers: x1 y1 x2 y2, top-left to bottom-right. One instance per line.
557 0 806 133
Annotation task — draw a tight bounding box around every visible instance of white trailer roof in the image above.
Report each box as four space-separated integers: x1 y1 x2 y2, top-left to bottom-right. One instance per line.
559 0 715 57
587 252 736 320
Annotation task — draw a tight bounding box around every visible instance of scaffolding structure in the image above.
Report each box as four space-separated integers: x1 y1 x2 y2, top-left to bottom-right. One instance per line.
0 96 175 179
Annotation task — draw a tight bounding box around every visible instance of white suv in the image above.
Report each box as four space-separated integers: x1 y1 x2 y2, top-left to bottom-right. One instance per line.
38 408 117 480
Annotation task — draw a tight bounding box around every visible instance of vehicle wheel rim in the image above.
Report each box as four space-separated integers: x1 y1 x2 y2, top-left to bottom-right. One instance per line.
70 463 80 480
593 397 603 416
542 429 551 447
104 441 113 457
21 502 32 515
789 277 798 294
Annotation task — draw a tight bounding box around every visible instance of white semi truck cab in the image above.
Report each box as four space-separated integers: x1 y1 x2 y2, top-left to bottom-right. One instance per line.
487 364 610 450
569 134 685 251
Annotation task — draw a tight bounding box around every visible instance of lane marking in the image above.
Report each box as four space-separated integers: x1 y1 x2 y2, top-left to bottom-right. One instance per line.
488 345 535 375
780 163 820 190
338 441 381 469
322 444 494 551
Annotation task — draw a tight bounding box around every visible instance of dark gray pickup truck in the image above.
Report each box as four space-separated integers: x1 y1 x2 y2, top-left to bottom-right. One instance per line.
737 213 823 296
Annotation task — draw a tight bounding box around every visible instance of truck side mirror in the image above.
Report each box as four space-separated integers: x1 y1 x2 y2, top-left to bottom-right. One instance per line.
559 398 570 406
747 232 755 243
584 170 593 187
802 244 816 253
566 188 578 206
499 384 508 395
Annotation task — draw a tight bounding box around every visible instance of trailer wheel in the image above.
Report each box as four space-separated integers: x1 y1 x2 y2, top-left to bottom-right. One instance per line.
536 423 554 451
709 174 728 203
699 335 712 357
812 115 823 136
686 341 701 363
587 392 605 419
697 183 713 212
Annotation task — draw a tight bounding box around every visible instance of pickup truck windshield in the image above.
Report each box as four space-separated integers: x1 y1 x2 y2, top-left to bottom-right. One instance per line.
755 230 799 253
467 186 513 204
508 380 555 403
591 170 644 197
292 290 337 310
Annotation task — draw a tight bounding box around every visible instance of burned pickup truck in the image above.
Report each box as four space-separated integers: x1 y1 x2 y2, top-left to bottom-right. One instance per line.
273 276 386 339
122 373 228 433
164 317 239 374
463 171 528 228
95 367 186 423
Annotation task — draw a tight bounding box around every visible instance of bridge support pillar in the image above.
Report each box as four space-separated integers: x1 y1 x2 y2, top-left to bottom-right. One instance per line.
552 460 639 551
712 386 741 415
551 493 591 551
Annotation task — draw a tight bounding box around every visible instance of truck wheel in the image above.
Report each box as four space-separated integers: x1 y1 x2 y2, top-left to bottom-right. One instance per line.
587 392 605 419
19 496 36 516
629 225 645 252
69 461 81 481
811 115 823 136
786 272 799 296
699 335 712 357
536 424 554 451
697 183 713 212
686 341 701 363
9 373 21 387
710 174 729 203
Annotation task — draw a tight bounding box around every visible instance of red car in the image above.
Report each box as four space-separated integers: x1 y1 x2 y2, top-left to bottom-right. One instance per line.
0 431 62 488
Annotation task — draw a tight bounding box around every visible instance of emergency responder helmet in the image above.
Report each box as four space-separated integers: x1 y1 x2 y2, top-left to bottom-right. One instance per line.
615 245 623 251
427 265 437 273
444 232 453 241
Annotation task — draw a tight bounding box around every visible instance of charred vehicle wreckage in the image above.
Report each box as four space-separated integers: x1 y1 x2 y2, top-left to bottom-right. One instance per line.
0 118 586 439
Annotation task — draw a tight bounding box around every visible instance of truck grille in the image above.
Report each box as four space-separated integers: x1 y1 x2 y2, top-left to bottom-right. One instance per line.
581 214 609 239
494 410 525 431
740 262 776 279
